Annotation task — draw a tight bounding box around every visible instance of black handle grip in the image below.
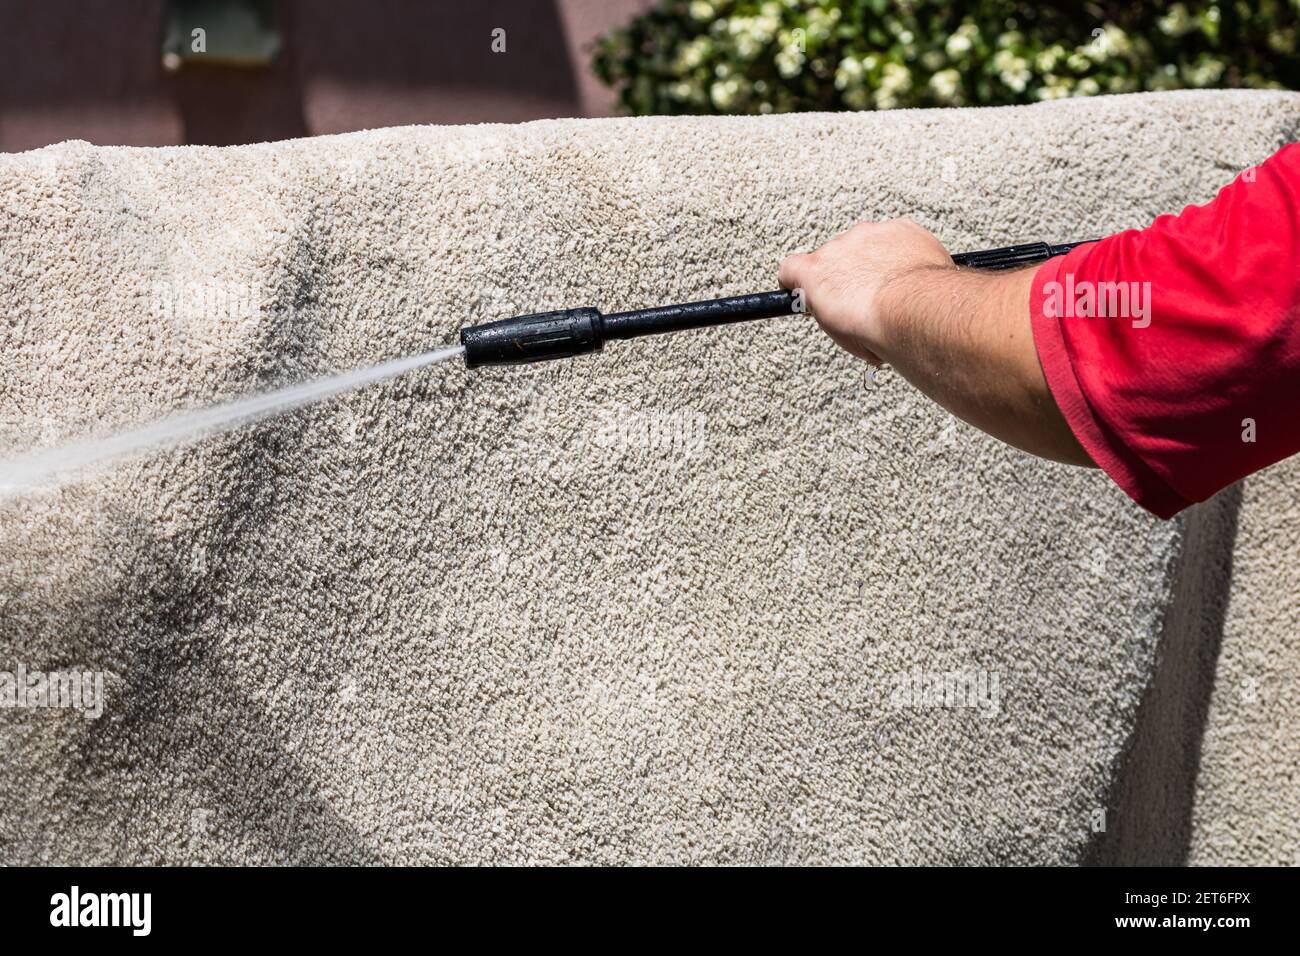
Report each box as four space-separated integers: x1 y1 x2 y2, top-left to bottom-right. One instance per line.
603 289 799 340
951 240 1091 270
602 239 1091 343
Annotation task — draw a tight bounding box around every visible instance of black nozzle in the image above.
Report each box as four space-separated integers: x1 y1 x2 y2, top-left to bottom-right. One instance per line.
459 291 803 368
460 307 605 369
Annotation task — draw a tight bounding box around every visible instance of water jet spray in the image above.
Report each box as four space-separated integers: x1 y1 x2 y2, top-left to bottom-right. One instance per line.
0 240 1086 494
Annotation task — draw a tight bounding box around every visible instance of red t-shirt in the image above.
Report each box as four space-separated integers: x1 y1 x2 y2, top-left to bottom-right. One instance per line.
1031 142 1300 519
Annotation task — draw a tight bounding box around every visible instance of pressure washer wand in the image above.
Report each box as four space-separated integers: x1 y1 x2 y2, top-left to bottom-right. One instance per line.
460 239 1089 368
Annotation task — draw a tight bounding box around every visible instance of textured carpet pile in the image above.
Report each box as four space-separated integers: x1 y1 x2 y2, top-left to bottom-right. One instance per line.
0 90 1295 864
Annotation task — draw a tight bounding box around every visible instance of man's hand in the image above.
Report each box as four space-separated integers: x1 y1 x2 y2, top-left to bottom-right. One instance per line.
779 218 954 365
780 217 1094 468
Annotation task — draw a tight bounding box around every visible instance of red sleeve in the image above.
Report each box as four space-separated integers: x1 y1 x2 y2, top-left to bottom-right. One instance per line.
1030 143 1300 519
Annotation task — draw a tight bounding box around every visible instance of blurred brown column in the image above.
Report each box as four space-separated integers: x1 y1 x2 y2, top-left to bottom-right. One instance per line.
0 0 656 152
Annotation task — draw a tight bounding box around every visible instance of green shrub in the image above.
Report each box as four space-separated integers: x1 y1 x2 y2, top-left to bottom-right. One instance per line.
592 1 1300 114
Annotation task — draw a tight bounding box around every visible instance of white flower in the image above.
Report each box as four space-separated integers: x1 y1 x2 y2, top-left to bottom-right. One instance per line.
835 55 864 90
728 14 781 60
880 62 912 93
993 50 1031 93
1185 58 1225 87
874 62 912 109
945 23 978 58
1067 52 1091 72
1158 4 1193 37
669 81 696 102
710 77 742 109
805 5 841 41
775 46 805 78
929 68 962 103
1035 45 1065 73
1087 24 1131 60
921 50 946 72
675 36 711 71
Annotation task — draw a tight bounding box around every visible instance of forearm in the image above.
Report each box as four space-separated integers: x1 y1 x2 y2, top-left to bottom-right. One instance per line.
873 264 1093 466
785 154 1300 517
779 218 1091 468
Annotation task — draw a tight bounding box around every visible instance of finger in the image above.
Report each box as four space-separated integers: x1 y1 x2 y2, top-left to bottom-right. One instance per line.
778 252 810 291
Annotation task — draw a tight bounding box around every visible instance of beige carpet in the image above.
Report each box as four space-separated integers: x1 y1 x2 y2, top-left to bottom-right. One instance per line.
0 90 1295 864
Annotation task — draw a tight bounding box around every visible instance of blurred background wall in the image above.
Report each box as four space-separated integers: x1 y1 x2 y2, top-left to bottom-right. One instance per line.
3 1 1297 152
0 0 655 151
